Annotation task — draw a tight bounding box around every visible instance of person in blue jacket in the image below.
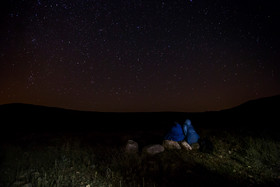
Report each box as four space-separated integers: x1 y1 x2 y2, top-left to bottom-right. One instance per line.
163 119 200 150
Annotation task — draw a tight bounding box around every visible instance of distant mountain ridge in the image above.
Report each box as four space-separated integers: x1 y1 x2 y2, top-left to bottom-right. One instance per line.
0 94 279 131
203 94 280 129
1 94 280 113
221 94 280 113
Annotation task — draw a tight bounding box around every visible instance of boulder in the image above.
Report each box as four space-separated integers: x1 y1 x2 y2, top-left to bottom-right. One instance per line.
162 140 181 150
143 144 165 155
191 142 200 150
180 141 192 150
124 140 138 154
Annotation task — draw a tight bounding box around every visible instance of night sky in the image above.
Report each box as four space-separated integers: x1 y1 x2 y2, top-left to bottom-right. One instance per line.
0 0 279 112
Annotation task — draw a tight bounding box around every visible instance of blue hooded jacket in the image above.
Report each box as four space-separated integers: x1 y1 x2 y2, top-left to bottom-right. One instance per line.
164 122 186 141
164 119 200 144
184 119 200 144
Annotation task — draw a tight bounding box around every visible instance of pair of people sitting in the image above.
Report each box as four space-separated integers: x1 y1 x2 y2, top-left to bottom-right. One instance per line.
163 119 200 150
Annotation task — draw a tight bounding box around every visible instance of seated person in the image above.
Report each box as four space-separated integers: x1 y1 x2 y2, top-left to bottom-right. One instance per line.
163 119 200 150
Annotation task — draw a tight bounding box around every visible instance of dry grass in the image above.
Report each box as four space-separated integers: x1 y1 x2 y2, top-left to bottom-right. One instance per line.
1 128 280 187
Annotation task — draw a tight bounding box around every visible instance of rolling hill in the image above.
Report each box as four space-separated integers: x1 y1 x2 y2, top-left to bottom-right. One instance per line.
0 94 279 132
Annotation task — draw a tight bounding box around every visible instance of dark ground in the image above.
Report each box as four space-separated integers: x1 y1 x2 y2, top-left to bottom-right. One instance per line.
0 95 280 186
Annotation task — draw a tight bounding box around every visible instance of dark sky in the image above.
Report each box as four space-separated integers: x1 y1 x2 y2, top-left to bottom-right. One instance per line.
0 0 279 112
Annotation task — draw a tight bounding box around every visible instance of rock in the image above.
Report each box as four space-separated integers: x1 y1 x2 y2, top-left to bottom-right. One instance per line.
162 140 181 150
181 141 192 150
143 144 165 155
191 142 200 150
125 140 138 154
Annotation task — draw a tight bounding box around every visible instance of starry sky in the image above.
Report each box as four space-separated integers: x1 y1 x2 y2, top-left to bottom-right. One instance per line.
0 0 279 112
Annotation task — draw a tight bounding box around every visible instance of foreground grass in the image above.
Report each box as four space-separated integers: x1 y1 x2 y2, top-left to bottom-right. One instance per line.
1 129 280 187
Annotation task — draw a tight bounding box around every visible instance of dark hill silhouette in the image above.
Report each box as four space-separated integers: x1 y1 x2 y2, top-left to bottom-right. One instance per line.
0 103 181 132
0 95 279 132
219 94 280 128
188 95 280 132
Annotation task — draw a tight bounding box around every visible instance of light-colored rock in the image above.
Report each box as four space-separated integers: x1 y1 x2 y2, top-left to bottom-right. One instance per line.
162 140 181 150
143 144 165 155
125 140 138 154
180 141 192 150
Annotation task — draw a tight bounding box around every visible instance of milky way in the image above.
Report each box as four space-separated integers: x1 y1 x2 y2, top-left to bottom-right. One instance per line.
0 0 279 112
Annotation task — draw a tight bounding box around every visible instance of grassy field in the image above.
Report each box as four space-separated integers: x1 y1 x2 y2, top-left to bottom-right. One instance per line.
1 127 280 187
